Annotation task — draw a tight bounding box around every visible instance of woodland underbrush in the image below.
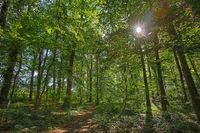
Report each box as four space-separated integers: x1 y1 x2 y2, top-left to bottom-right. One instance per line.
0 102 85 132
94 103 200 133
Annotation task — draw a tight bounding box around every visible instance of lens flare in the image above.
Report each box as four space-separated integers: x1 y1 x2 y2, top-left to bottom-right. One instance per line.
136 27 142 33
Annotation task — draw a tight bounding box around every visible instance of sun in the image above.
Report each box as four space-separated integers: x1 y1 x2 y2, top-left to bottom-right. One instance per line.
136 26 142 33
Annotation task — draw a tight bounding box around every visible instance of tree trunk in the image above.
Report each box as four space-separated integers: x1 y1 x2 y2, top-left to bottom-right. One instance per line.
173 50 188 102
57 54 63 102
176 46 200 121
52 49 57 102
139 42 152 114
29 53 37 101
10 54 23 101
155 49 168 112
35 49 49 107
188 55 200 83
96 54 99 105
0 47 18 105
79 60 84 105
168 23 200 121
39 63 51 104
35 50 43 107
86 64 90 102
89 55 93 103
0 0 18 106
99 68 103 103
63 50 75 108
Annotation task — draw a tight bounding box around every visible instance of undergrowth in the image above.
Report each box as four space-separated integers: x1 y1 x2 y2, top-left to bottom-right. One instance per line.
0 102 84 132
94 103 200 133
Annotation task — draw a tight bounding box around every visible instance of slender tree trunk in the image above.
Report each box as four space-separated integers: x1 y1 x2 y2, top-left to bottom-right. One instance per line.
10 55 23 101
57 54 63 102
44 61 54 106
173 50 188 102
63 50 75 108
155 49 168 112
89 55 93 103
188 55 200 83
29 54 37 101
139 42 152 114
86 64 90 102
99 68 103 103
96 54 99 105
35 50 43 107
52 49 57 102
79 60 84 105
39 64 51 104
35 49 49 107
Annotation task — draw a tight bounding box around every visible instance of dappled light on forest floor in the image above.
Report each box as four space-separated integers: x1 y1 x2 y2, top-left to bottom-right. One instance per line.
48 105 103 133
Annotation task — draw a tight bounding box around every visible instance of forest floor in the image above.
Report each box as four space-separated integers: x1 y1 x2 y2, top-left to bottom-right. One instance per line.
1 103 200 132
48 104 104 133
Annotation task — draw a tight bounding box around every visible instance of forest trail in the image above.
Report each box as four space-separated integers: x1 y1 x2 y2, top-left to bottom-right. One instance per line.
48 105 103 133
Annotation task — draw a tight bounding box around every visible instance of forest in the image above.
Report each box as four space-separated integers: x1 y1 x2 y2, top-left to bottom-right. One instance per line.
0 0 200 132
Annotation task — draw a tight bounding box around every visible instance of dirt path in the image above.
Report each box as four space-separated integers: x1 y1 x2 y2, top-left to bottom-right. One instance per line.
48 105 103 133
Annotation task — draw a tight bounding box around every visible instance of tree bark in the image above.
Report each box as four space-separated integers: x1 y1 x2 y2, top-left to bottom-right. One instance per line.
35 49 49 107
79 60 84 105
86 64 90 102
35 50 43 107
96 54 99 105
173 50 188 102
63 50 75 108
176 46 200 121
0 0 18 106
89 55 93 103
155 49 168 112
188 55 200 83
10 54 23 101
52 49 57 102
39 62 51 104
0 47 18 105
139 42 152 114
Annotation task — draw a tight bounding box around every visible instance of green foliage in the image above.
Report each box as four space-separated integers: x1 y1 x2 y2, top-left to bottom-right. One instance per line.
0 104 71 132
154 113 200 133
1 0 200 132
187 0 200 15
95 108 200 133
